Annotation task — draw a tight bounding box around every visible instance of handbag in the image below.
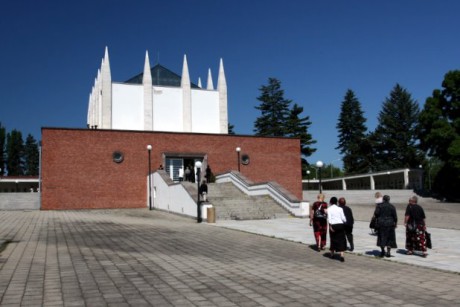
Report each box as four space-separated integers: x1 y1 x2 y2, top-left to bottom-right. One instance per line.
426 231 432 249
314 204 327 220
369 216 378 229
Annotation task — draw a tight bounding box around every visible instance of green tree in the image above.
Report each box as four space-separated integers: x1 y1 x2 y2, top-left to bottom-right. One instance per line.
254 78 317 172
0 122 5 175
372 84 422 170
254 78 291 137
24 134 39 176
285 103 316 159
419 70 460 199
323 163 344 179
6 129 24 176
336 89 369 174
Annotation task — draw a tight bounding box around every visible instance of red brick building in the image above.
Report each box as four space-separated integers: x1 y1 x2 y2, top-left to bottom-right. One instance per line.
41 128 303 210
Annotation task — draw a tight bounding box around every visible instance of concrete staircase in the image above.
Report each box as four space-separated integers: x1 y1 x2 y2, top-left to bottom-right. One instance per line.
183 181 290 220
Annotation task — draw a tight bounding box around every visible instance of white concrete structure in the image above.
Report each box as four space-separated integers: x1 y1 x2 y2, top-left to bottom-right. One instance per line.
87 47 228 134
302 168 423 191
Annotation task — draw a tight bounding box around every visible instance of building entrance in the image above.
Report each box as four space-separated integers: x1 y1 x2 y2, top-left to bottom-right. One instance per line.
164 154 205 183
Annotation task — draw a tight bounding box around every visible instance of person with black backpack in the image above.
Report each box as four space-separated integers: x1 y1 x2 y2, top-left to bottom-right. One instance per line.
309 194 328 252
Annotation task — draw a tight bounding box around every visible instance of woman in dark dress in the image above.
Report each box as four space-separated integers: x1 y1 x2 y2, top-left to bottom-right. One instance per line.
309 193 328 251
404 196 428 257
327 197 347 262
374 195 398 257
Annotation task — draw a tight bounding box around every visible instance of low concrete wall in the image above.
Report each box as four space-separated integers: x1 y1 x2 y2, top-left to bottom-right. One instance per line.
0 193 40 210
303 189 425 206
152 172 211 220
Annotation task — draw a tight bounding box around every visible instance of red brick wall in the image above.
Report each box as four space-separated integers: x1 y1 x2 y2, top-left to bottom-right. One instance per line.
41 128 302 210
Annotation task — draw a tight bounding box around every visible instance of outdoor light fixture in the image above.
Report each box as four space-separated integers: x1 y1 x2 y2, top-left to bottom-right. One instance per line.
316 161 324 193
236 147 241 172
306 170 310 190
147 145 153 210
195 160 203 223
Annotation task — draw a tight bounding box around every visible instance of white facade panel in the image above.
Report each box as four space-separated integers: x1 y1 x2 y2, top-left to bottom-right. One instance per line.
112 83 143 130
153 87 183 132
191 90 219 133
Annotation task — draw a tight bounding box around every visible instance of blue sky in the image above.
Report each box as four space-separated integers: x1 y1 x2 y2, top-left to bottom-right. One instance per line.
1 0 459 169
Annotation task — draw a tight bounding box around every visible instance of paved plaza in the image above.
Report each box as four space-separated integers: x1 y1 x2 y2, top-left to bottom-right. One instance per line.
1 207 460 306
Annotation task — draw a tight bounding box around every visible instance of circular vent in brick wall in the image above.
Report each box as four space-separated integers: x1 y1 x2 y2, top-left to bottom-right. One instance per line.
241 154 250 165
112 151 124 163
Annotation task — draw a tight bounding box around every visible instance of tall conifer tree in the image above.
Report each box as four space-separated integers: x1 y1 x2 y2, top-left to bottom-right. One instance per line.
254 78 291 137
24 134 39 176
6 129 24 176
285 103 316 159
336 89 368 174
372 84 422 170
254 78 316 166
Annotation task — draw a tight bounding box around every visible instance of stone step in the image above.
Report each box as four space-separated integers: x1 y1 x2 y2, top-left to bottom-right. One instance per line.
196 182 289 220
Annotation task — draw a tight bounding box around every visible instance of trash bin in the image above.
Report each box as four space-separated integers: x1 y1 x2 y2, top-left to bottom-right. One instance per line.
207 206 216 223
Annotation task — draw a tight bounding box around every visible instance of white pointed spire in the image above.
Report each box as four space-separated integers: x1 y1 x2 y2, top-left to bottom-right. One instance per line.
181 54 191 88
206 68 214 90
217 58 227 90
143 51 153 130
217 58 228 133
101 46 112 129
181 54 192 131
198 77 202 88
142 51 152 83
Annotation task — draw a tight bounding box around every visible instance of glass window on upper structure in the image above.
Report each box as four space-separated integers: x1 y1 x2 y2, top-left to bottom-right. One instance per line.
124 64 199 88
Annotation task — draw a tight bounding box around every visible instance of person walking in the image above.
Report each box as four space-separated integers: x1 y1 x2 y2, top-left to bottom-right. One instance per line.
370 192 383 235
374 195 398 257
205 165 212 183
327 197 347 262
178 167 184 182
199 180 208 202
309 194 328 251
339 197 354 251
404 196 428 257
185 166 191 182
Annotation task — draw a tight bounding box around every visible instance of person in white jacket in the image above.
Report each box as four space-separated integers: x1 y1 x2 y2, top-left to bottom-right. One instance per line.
327 197 347 262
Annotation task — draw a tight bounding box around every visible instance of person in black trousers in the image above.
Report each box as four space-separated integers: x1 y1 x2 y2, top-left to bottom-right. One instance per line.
339 197 354 251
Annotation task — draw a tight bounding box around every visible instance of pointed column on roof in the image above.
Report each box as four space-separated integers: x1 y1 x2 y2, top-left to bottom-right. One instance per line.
207 68 214 90
88 77 96 128
88 69 99 129
87 92 92 128
93 68 101 128
198 77 202 88
143 51 153 131
181 54 192 132
217 58 228 133
101 46 112 129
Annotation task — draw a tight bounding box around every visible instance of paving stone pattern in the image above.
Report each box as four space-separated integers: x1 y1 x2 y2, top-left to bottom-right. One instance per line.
1 209 460 306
